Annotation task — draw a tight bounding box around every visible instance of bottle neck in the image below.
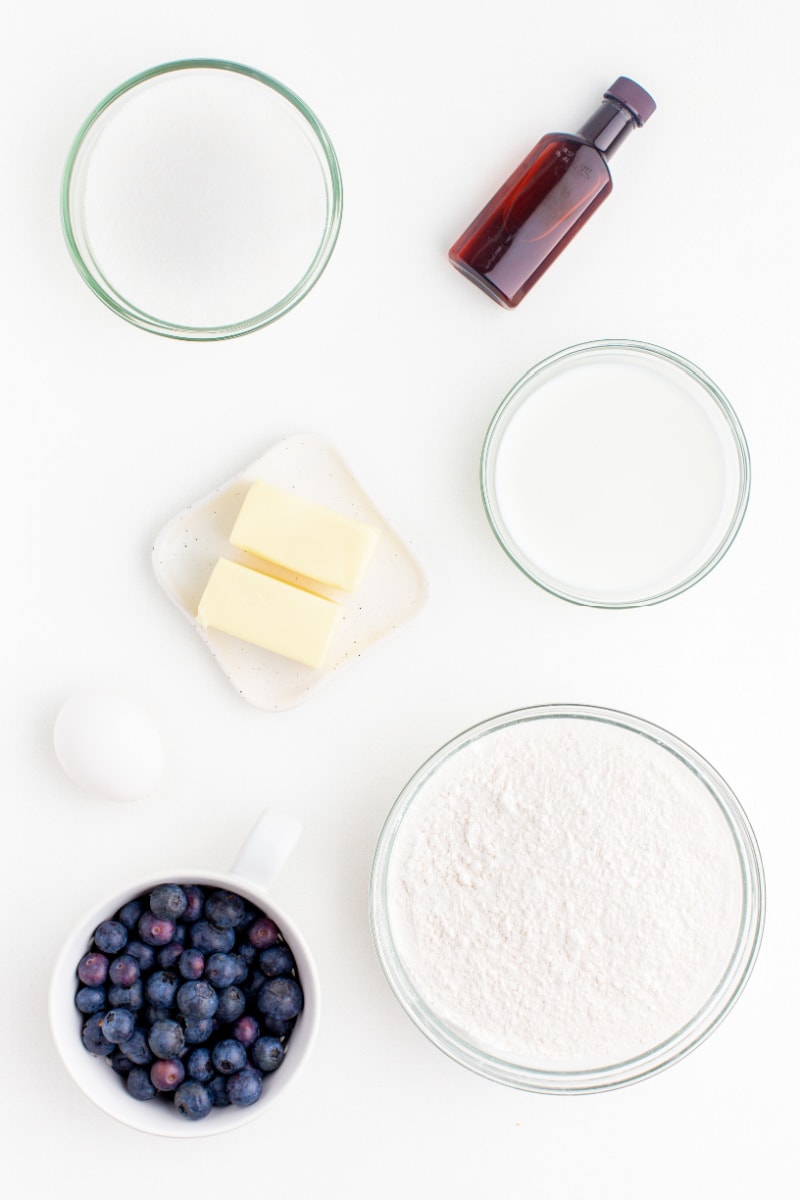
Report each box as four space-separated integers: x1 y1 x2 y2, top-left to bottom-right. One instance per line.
576 98 638 159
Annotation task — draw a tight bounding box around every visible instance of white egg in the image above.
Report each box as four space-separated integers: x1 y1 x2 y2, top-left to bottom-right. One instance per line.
53 689 164 803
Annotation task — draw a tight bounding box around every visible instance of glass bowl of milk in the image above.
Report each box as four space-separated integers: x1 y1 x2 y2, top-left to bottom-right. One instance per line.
369 705 765 1094
481 341 750 607
62 60 342 340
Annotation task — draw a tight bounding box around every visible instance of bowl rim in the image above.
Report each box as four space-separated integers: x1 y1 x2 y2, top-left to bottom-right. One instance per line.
480 339 751 608
369 703 765 1094
61 58 343 341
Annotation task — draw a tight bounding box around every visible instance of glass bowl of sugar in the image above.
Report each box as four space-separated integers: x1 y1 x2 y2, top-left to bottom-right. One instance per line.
481 341 750 607
369 705 765 1094
62 60 342 340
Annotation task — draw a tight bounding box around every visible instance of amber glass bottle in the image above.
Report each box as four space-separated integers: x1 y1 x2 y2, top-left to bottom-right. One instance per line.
449 77 656 308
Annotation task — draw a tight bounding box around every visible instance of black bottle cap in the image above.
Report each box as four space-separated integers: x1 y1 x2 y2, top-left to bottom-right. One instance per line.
604 77 657 125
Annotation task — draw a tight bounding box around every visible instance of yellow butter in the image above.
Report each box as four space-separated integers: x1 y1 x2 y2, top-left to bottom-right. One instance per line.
230 481 379 592
197 558 342 670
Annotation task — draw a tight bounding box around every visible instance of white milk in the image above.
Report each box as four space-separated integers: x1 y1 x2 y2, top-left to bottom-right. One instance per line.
491 360 738 602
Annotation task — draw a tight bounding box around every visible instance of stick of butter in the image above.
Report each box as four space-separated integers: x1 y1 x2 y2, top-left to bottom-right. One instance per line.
229 481 380 592
197 558 342 670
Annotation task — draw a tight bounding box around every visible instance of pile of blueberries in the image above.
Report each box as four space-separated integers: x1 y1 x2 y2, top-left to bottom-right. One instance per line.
75 883 303 1121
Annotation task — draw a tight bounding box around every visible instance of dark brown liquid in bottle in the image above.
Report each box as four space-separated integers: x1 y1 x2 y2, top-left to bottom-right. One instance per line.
448 81 655 307
449 134 612 308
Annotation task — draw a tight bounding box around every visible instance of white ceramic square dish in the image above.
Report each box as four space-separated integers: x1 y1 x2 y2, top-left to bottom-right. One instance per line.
152 434 428 709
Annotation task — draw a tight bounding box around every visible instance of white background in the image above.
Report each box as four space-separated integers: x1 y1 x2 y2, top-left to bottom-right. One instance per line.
3 1 798 1195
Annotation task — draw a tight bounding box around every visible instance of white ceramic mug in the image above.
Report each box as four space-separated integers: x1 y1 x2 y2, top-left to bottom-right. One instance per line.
49 809 319 1137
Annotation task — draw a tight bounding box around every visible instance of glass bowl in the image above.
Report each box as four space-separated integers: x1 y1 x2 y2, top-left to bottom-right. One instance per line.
481 341 750 607
370 705 765 1094
62 60 343 340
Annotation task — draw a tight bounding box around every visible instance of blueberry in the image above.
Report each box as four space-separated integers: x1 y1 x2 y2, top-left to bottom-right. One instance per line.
244 971 266 1001
258 945 296 978
75 986 106 1015
177 980 219 1020
77 951 109 987
107 981 144 1011
212 1038 247 1075
117 898 145 930
231 1014 260 1046
205 953 239 989
158 941 185 969
150 884 187 921
251 1036 285 1073
248 916 280 949
183 1018 216 1046
138 912 176 947
259 1015 295 1038
101 1008 136 1044
186 1047 214 1082
145 969 179 1008
208 1075 231 1108
205 889 246 929
119 1030 152 1066
215 986 246 1024
182 886 205 922
72 889 301 1117
148 1018 185 1059
257 977 303 1022
108 955 140 987
110 1049 134 1076
179 949 205 980
94 920 128 954
150 1058 185 1092
127 1066 156 1101
189 921 235 953
175 1080 213 1121
143 1004 171 1026
125 941 155 972
81 1014 115 1056
226 1067 263 1107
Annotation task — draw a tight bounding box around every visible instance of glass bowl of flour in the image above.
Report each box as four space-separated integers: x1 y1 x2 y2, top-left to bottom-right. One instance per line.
481 341 750 607
62 60 342 340
370 705 764 1093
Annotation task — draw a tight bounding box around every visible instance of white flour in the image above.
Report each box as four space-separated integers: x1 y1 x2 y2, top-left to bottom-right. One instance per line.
387 716 742 1066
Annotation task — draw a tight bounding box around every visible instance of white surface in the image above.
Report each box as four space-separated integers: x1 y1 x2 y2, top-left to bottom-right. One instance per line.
1 1 798 1195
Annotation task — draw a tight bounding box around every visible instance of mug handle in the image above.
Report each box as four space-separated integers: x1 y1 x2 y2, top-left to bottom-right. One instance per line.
230 809 302 889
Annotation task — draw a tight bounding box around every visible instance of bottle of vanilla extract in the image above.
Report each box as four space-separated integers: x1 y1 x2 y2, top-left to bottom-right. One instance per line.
448 77 656 308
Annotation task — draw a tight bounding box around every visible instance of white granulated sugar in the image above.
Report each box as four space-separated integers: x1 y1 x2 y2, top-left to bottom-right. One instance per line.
388 717 743 1066
82 70 327 326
